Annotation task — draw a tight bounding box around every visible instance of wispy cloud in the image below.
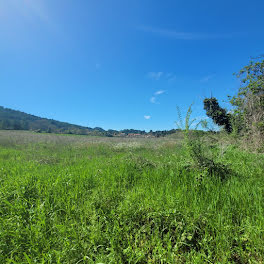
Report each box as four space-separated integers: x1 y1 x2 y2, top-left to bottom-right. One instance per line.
200 74 216 83
139 26 235 40
150 97 157 104
155 90 165 95
150 90 166 104
144 115 151 120
147 72 163 80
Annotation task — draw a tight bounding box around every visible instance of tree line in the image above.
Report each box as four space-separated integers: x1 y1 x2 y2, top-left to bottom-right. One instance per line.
0 106 179 137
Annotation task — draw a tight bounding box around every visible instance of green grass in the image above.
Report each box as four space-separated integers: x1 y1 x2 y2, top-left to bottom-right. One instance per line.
0 131 264 263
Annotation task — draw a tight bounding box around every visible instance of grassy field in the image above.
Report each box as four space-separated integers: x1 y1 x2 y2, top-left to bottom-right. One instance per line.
0 130 264 263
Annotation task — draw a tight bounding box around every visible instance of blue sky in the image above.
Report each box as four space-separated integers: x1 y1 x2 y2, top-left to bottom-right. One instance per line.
0 0 263 131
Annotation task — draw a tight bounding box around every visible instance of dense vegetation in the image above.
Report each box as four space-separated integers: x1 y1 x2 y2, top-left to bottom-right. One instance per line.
0 131 263 263
204 56 264 151
0 106 178 137
0 106 103 135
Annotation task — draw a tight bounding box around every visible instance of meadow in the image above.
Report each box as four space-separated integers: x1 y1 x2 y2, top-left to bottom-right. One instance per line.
0 130 264 263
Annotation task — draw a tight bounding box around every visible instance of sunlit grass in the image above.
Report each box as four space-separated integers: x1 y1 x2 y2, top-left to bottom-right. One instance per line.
0 131 264 263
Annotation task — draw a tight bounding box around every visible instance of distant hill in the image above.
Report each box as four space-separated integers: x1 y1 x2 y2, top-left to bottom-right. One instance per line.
0 106 105 136
0 105 179 137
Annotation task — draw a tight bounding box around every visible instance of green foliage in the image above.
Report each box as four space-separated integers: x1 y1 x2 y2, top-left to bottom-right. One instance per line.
229 56 264 149
176 104 230 180
186 138 232 180
0 106 104 135
0 106 179 138
203 97 232 133
231 56 264 105
0 132 264 263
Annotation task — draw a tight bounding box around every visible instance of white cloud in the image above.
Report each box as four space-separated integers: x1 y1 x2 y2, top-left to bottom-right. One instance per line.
147 72 163 80
139 26 235 40
150 90 166 104
150 97 157 104
155 90 165 95
144 115 151 120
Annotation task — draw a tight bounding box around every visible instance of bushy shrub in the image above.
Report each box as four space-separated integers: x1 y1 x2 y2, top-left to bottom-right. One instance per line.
176 105 231 180
230 56 264 150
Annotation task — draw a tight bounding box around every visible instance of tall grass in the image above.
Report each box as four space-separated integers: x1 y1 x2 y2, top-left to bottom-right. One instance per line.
0 131 264 263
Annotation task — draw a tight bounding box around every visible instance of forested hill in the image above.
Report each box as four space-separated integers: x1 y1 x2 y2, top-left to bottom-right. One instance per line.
0 106 179 137
0 106 104 135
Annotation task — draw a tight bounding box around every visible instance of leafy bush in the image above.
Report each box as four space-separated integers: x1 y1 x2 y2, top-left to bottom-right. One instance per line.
231 57 264 150
176 105 231 180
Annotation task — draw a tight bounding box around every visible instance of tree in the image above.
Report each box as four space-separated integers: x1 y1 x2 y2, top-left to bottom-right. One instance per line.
229 56 264 148
203 97 232 133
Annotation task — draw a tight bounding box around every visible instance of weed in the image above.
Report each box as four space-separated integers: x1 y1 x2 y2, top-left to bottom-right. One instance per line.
0 131 263 263
176 105 232 180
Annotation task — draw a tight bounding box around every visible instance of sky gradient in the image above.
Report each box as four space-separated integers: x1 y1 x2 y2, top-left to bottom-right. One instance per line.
1 0 264 131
